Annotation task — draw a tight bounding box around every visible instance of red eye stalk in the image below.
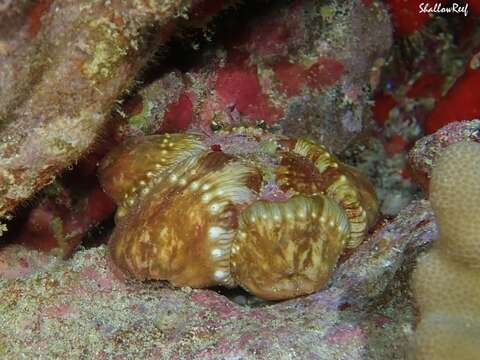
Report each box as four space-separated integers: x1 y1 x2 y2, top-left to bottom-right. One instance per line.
211 144 222 152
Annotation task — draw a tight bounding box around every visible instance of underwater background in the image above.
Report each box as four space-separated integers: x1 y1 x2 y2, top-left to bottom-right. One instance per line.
0 0 479 358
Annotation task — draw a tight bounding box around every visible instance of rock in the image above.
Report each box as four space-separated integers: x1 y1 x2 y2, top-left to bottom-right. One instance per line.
0 0 235 224
408 119 480 189
0 200 436 358
115 0 393 154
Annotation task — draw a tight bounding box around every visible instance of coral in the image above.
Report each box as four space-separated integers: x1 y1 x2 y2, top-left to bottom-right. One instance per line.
0 200 436 358
0 0 235 226
0 0 393 241
99 126 379 300
412 141 480 359
2 0 480 357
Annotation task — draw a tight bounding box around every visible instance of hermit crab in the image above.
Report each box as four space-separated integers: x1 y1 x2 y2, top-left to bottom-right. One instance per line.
99 126 378 300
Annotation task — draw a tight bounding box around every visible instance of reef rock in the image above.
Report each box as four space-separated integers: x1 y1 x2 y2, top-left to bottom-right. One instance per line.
0 0 235 224
114 0 393 153
0 200 435 358
408 119 480 189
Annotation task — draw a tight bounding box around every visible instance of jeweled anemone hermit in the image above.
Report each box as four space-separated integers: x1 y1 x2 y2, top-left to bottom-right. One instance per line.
99 126 379 300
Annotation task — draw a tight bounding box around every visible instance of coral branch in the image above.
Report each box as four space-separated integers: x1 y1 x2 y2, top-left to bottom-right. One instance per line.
413 141 480 359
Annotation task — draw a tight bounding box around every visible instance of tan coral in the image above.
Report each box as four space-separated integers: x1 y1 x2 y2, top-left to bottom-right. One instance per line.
288 138 378 248
413 141 480 359
100 128 378 300
109 151 261 288
231 195 350 300
99 134 207 218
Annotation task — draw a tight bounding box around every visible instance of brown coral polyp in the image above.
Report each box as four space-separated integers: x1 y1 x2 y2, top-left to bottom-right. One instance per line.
231 195 350 300
100 127 378 300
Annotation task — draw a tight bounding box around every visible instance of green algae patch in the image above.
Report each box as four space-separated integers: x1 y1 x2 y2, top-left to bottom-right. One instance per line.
82 18 131 81
128 100 154 129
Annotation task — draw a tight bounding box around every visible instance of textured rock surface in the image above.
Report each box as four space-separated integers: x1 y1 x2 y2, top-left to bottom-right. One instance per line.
0 200 435 358
343 13 480 217
113 0 392 153
0 0 233 222
408 120 480 189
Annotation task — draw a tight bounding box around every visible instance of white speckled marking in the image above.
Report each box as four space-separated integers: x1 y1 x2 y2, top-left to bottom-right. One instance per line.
214 270 227 281
191 181 199 190
211 248 223 258
209 203 221 214
208 226 225 239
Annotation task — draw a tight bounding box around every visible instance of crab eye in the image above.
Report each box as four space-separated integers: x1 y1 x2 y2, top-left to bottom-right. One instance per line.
470 127 480 141
210 121 224 132
255 120 267 130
